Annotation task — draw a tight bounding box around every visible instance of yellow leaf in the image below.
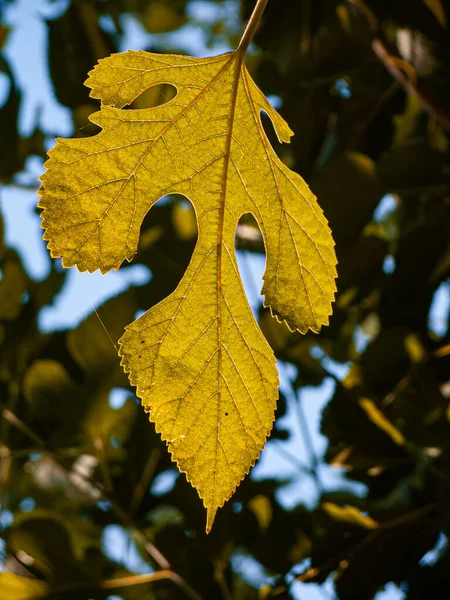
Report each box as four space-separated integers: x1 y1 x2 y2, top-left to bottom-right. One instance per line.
38 46 337 531
424 0 447 27
359 398 406 446
172 201 197 240
0 573 48 600
322 502 379 529
144 1 188 34
404 333 426 363
248 494 272 530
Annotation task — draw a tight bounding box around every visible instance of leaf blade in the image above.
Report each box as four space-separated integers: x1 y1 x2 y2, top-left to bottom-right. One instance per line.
38 49 337 529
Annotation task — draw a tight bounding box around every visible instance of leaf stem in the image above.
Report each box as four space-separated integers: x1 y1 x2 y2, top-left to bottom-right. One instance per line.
32 570 199 600
1 409 45 448
238 0 269 55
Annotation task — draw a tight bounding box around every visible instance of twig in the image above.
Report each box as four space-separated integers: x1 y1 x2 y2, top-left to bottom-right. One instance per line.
31 569 200 600
1 409 45 448
238 0 269 55
214 560 234 600
349 0 450 132
372 38 450 131
272 439 314 476
2 410 202 599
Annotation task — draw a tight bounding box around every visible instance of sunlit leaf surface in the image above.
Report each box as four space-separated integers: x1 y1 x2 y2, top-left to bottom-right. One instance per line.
38 49 337 529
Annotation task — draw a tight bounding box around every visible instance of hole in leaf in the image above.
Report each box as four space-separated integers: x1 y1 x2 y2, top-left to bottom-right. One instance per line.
137 194 197 303
260 109 285 152
125 83 178 110
75 84 178 137
259 108 293 168
235 213 266 319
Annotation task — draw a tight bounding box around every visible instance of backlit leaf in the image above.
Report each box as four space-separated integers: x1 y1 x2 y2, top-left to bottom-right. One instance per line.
359 398 406 446
38 48 337 530
0 573 48 600
144 1 188 34
424 0 447 27
322 502 379 529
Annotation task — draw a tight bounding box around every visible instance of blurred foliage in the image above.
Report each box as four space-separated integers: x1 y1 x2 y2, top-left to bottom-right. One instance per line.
0 0 449 599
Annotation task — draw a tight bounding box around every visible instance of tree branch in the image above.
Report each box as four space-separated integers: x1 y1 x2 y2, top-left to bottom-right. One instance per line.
32 569 199 600
2 410 202 600
349 0 450 132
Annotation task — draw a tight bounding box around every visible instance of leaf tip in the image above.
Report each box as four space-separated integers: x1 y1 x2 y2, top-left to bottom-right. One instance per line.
206 506 217 534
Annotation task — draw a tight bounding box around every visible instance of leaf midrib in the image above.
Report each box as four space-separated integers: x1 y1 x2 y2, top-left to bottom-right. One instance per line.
214 50 244 518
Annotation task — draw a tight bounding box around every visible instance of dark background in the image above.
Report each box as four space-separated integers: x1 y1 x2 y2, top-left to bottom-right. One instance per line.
0 1 450 599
